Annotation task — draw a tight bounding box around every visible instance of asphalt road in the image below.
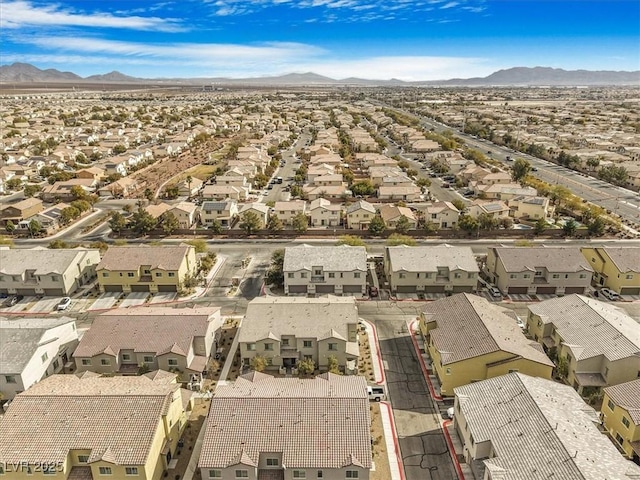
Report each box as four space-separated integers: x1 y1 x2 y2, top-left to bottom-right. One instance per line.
358 302 458 480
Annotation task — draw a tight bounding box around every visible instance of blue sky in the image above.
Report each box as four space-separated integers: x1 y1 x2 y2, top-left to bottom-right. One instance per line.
1 0 638 80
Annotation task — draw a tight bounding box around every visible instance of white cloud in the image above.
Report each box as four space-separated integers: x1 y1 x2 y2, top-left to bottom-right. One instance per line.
0 0 185 32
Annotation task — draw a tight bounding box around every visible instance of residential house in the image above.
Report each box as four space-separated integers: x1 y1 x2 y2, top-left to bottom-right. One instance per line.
238 202 269 229
412 139 440 152
507 195 552 219
97 245 197 293
346 200 376 229
453 373 640 479
73 307 222 383
272 200 307 226
0 372 193 480
200 200 238 229
307 163 335 183
378 184 422 202
309 197 341 227
419 293 554 396
198 372 371 480
424 201 460 229
0 197 43 226
102 158 128 177
168 201 198 229
581 247 640 295
239 296 361 372
144 202 172 221
378 204 418 229
18 203 71 233
0 317 78 401
480 183 538 200
284 244 367 296
41 178 96 203
177 176 203 197
0 247 101 296
201 184 248 201
98 176 140 198
468 199 511 220
485 247 593 296
527 294 640 394
75 166 105 183
601 379 640 462
303 184 350 201
385 245 479 294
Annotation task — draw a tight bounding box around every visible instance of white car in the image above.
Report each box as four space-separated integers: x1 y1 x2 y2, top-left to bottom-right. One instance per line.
57 297 71 311
447 407 455 419
599 288 621 301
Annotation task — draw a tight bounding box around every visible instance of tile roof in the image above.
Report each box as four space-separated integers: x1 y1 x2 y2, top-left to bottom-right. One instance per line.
604 379 640 425
455 373 640 480
528 295 640 362
0 317 76 373
283 244 367 273
74 307 221 369
602 247 640 273
423 293 553 366
97 245 193 271
199 373 371 469
386 244 479 273
346 200 376 214
239 296 359 345
0 373 180 465
0 247 99 276
492 247 593 273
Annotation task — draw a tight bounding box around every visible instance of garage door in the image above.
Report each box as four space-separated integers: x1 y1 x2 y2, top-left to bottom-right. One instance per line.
508 286 528 295
564 286 586 294
397 285 417 293
621 287 640 295
342 285 363 293
131 285 150 292
423 285 445 293
158 285 178 292
316 285 335 294
536 287 556 295
44 288 64 296
452 285 473 293
103 284 123 292
16 288 35 296
288 285 308 294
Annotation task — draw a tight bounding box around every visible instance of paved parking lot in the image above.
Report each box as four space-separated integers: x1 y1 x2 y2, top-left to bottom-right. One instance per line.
119 291 149 307
1 296 36 313
149 292 178 304
87 292 120 311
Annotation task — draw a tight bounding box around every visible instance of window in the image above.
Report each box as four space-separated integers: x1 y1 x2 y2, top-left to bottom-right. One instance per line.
607 400 615 411
354 272 361 278
293 471 306 479
168 359 178 366
127 272 135 277
125 467 139 476
508 369 519 373
328 343 337 351
155 272 162 277
523 274 530 279
209 471 222 478
552 274 559 279
301 272 307 278
346 472 359 478
282 339 289 346
78 455 89 463
101 359 110 366
535 271 543 277
328 273 335 278
314 269 322 276
615 433 624 445
122 354 131 361
579 274 586 278
5 375 16 384
143 269 151 275
627 274 634 280
81 359 91 366
622 416 630 428
288 273 294 278
264 343 274 351
41 352 49 363
168 272 175 277
565 354 572 363
399 273 406 279
468 273 475 279
53 359 59 370
454 273 461 279
102 272 109 277
303 340 312 348
247 343 256 351
317 471 323 478
510 274 517 279
143 356 153 363
51 275 59 282
99 467 112 475
445 368 451 375
235 470 248 478
604 367 609 378
266 459 279 466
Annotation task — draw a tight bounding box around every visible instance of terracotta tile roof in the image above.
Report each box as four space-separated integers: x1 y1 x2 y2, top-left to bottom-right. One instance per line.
97 245 193 271
0 374 179 465
198 373 371 470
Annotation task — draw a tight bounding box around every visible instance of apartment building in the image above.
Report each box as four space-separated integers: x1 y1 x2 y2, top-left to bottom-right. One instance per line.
601 379 640 462
581 247 640 296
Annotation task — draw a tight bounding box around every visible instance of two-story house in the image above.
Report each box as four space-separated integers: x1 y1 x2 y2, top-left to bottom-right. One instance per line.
73 307 222 383
485 247 593 296
423 201 460 229
0 247 101 296
527 294 640 394
601 379 640 462
239 296 361 373
97 245 197 293
272 200 307 226
0 317 78 401
346 199 376 230
581 247 640 296
283 244 367 296
385 244 479 294
0 372 193 480
167 201 199 229
199 199 238 229
308 197 341 227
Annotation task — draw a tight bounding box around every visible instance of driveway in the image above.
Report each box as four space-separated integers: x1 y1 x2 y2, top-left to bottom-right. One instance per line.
149 292 178 304
88 292 120 311
29 296 64 313
1 296 36 313
360 302 458 480
119 291 150 307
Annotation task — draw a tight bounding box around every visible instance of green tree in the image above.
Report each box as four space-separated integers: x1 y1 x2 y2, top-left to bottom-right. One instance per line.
550 185 571 206
4 220 16 236
208 219 223 234
416 177 431 191
587 216 605 237
562 218 577 237
386 233 416 246
28 219 42 237
239 211 262 235
144 188 154 202
70 200 91 213
162 211 180 235
48 239 70 249
290 185 304 198
266 214 284 232
112 144 126 154
297 358 315 376
131 208 157 235
351 180 375 197
451 199 466 212
5 177 22 190
586 157 600 171
23 184 41 198
477 213 498 230
60 206 81 225
186 175 193 193
186 239 209 254
368 215 386 236
250 355 267 372
511 158 531 183
394 215 411 234
327 355 341 374
533 218 548 235
292 213 308 233
556 356 569 381
337 235 366 247
70 185 88 201
164 185 179 199
265 249 285 287
458 214 479 233
108 211 127 234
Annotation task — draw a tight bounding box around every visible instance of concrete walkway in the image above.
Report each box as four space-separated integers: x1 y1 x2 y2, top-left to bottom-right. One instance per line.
218 316 243 383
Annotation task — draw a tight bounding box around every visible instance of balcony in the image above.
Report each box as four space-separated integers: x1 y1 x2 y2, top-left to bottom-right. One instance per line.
310 276 326 283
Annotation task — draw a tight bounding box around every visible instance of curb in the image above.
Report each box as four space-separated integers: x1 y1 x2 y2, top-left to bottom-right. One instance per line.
442 420 466 480
361 319 385 385
408 319 443 401
380 401 406 480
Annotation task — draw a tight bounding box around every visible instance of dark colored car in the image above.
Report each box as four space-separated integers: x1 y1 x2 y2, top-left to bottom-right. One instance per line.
368 286 379 297
4 295 24 307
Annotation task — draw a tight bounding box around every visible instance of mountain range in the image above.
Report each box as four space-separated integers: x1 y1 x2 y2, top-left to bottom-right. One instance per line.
0 62 638 86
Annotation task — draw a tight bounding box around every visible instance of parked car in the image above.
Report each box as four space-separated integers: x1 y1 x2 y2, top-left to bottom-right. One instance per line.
442 182 450 189
447 407 455 419
599 288 621 301
488 286 502 298
367 386 386 402
4 295 24 307
57 297 72 311
368 286 379 297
